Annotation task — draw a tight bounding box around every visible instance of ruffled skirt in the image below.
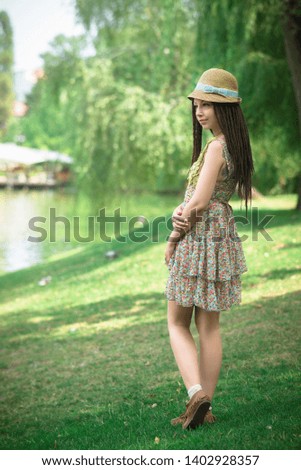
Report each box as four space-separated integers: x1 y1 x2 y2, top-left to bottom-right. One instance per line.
165 200 247 311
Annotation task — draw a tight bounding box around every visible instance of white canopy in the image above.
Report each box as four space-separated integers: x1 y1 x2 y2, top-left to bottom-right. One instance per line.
0 143 73 167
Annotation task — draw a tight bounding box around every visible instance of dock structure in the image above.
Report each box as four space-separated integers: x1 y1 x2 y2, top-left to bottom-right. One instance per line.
0 143 73 189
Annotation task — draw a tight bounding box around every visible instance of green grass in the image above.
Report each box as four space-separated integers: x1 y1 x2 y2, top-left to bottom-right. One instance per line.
0 193 301 450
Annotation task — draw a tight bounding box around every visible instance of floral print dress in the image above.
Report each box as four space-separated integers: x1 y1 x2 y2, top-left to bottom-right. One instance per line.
165 136 248 312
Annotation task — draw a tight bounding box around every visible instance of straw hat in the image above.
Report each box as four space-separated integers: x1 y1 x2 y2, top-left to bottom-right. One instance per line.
187 68 242 103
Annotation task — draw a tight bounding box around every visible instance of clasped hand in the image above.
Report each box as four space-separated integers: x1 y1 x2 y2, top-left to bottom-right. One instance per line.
172 204 190 233
164 205 189 265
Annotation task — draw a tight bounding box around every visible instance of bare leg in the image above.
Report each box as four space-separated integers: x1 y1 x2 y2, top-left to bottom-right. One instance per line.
194 307 222 400
167 300 206 394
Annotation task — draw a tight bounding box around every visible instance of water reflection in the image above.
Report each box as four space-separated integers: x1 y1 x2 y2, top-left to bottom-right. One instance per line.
0 188 82 272
0 188 173 273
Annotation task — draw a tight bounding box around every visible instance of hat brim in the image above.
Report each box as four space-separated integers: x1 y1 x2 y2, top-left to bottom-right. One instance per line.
187 90 242 103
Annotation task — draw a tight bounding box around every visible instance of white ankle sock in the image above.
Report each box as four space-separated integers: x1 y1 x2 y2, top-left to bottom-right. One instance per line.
187 384 202 399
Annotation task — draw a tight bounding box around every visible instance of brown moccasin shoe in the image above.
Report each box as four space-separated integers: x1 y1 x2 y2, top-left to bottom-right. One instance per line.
171 410 186 426
171 408 216 426
204 410 216 423
182 392 211 430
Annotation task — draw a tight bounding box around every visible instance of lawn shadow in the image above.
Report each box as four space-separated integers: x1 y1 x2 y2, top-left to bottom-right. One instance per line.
245 268 301 286
1 289 300 450
0 291 166 338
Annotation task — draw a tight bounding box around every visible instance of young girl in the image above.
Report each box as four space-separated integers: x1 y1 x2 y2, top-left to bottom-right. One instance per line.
164 68 253 430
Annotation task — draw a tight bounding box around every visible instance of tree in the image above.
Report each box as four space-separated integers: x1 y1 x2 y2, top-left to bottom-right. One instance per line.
19 35 86 152
73 0 300 195
74 0 193 99
282 0 301 210
40 34 86 104
188 0 300 200
0 11 14 136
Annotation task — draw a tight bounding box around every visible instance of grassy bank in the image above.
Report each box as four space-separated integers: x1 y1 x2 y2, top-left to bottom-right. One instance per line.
0 193 300 450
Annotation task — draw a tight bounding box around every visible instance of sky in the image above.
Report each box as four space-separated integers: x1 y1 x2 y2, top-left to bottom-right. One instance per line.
0 0 85 74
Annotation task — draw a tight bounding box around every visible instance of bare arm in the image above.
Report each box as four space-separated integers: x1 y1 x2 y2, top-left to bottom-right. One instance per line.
168 140 224 243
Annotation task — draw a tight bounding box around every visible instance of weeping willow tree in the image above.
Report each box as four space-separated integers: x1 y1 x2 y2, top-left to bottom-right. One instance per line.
67 57 191 198
73 0 300 198
71 0 197 196
188 0 300 202
282 0 301 209
0 11 14 136
75 0 193 100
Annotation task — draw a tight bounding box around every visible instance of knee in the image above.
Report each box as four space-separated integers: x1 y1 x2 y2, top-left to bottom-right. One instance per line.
167 304 193 331
168 317 191 333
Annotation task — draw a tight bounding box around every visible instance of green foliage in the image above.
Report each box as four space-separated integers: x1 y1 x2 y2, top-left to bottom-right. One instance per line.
40 35 86 104
251 126 300 194
75 0 194 100
6 0 301 195
66 58 191 195
0 10 14 136
189 0 297 134
12 79 69 150
5 36 87 152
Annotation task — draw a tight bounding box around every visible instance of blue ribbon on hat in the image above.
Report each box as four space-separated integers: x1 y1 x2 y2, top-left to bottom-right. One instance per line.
195 82 239 98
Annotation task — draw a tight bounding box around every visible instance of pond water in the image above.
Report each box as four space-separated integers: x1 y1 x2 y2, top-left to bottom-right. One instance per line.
0 188 83 272
0 188 176 273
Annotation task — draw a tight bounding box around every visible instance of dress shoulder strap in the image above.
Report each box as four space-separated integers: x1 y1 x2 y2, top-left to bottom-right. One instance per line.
214 137 232 173
187 137 216 187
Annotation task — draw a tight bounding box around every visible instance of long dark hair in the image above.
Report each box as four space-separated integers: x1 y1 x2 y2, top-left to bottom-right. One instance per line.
190 101 254 216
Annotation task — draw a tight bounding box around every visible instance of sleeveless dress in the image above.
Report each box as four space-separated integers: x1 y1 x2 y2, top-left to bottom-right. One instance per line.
165 136 248 312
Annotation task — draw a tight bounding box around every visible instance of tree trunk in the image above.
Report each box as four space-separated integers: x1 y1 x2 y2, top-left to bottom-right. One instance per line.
282 0 301 210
